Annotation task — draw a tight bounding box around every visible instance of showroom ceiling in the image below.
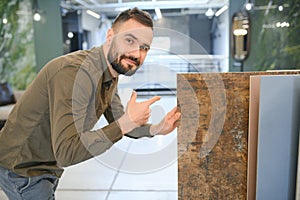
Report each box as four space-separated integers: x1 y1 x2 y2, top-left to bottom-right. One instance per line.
60 0 229 17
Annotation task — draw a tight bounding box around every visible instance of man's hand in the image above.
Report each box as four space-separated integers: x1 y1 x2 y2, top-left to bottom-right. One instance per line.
118 91 160 134
150 107 181 136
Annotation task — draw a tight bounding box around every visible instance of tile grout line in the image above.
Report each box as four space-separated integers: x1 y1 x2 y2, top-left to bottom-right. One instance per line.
56 189 177 192
105 140 133 200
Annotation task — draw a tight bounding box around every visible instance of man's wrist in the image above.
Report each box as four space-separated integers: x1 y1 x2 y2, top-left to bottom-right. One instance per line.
117 114 136 135
150 124 160 136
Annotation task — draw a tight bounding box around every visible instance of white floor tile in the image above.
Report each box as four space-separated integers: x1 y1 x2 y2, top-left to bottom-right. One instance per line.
0 190 8 200
126 130 177 154
56 190 108 200
57 157 118 190
118 134 177 173
112 161 178 191
107 191 178 200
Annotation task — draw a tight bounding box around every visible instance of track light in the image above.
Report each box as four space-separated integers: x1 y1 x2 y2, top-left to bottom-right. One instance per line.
215 5 228 17
155 7 162 19
86 10 101 19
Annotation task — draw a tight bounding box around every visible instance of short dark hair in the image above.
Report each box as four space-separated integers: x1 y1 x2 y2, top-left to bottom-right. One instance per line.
112 7 153 31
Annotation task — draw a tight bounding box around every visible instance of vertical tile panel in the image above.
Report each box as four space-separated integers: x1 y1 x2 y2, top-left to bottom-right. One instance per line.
256 75 300 200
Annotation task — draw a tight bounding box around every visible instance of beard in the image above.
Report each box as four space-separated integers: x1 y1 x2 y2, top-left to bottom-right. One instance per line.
107 42 141 76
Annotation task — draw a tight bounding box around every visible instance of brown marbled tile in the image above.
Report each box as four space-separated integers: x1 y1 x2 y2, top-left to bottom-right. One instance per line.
177 71 300 200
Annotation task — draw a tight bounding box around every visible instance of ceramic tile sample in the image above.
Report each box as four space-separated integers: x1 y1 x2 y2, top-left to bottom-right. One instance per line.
255 75 300 200
247 76 260 200
177 71 300 200
296 128 300 200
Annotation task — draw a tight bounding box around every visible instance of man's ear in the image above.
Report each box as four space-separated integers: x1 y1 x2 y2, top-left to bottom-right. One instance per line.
106 28 114 45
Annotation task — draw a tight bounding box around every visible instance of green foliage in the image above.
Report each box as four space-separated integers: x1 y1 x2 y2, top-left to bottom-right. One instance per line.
0 0 36 90
244 0 300 71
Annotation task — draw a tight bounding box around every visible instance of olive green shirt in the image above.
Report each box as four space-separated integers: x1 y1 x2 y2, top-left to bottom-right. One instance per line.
0 46 151 178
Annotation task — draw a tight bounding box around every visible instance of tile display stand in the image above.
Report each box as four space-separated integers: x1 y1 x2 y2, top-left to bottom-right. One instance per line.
177 71 300 200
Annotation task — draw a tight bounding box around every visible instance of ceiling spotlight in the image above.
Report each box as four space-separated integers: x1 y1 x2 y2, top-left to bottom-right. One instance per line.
2 18 8 24
68 32 74 39
33 11 41 21
245 3 253 11
205 8 215 18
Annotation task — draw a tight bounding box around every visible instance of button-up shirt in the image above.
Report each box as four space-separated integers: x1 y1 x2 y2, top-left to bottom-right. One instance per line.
0 46 151 177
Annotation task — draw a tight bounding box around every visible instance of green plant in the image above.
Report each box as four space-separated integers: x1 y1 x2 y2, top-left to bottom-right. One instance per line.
245 0 300 71
0 0 36 90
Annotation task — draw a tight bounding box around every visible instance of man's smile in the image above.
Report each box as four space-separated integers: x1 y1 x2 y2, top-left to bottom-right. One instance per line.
123 58 137 66
120 55 140 68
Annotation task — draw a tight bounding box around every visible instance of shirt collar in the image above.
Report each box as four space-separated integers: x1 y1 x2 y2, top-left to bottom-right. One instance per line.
99 46 116 84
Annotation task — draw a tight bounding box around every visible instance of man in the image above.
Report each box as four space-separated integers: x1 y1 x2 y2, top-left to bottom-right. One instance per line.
0 7 181 199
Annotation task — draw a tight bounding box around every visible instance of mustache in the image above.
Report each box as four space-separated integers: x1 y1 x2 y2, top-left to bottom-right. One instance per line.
120 54 140 66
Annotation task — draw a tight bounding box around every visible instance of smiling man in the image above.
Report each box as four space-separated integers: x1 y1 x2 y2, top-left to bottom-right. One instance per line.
0 7 181 199
107 18 153 76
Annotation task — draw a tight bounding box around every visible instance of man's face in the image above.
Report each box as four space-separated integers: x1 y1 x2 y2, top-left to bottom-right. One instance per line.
107 19 153 76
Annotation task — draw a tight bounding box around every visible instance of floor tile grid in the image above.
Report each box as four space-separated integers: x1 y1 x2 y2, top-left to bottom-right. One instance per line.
105 139 133 200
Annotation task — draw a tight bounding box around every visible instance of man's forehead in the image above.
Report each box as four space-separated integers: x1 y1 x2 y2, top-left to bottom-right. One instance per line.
114 19 153 42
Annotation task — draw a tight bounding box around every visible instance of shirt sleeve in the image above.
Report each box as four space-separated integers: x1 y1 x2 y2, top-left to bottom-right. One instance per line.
48 66 123 167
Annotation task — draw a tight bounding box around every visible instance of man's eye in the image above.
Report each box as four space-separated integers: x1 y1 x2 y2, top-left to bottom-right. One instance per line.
140 45 150 52
126 38 134 44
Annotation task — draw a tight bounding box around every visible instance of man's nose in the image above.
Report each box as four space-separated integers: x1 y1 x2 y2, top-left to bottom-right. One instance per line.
128 46 141 58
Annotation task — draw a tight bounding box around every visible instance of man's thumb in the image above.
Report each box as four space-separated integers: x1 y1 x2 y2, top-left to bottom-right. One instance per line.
129 91 137 103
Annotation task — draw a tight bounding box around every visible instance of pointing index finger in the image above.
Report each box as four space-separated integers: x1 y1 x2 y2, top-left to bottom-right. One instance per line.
143 96 161 106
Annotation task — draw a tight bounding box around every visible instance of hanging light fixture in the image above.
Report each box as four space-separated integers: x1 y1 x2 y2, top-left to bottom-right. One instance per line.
32 0 42 22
